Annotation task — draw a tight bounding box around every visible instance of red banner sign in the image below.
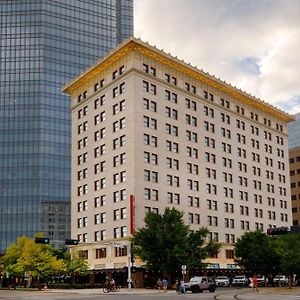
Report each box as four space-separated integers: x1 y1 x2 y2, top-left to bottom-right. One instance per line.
130 194 135 234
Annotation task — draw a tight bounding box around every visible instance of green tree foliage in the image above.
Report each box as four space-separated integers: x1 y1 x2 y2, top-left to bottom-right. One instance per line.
186 228 220 269
67 256 89 276
131 207 219 274
63 251 89 284
271 233 300 287
235 230 280 275
2 236 26 277
2 234 66 279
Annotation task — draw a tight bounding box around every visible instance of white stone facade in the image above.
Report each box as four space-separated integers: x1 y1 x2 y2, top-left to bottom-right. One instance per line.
64 38 293 271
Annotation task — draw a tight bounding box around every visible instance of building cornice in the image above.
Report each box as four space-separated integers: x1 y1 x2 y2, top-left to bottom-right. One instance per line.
63 37 293 122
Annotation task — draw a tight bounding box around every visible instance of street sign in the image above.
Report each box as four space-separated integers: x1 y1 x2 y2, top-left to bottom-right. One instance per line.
181 265 187 270
182 270 187 274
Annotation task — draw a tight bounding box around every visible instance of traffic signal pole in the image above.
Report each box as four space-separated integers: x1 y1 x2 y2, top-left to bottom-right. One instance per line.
35 238 79 245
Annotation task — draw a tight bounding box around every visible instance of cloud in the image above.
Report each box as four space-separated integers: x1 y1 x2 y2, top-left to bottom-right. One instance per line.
134 0 300 114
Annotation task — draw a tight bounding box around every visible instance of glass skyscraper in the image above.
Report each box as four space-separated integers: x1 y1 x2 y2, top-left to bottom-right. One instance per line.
0 0 133 252
288 113 300 149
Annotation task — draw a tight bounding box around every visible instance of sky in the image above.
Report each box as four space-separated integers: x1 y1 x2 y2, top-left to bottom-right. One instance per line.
134 0 300 115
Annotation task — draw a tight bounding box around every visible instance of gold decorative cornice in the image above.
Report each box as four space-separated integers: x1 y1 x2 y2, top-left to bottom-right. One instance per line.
63 37 293 122
63 42 136 95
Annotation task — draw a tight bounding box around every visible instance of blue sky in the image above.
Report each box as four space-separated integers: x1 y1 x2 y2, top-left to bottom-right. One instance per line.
134 0 300 114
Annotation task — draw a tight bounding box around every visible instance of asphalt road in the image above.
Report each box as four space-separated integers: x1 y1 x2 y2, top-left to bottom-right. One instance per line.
1 287 300 300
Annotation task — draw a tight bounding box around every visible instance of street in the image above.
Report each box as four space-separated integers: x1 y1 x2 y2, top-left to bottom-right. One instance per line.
1 287 300 300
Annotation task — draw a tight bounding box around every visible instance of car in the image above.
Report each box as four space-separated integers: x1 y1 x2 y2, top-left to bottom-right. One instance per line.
186 276 216 293
248 276 268 287
215 276 230 287
232 275 248 286
273 275 289 286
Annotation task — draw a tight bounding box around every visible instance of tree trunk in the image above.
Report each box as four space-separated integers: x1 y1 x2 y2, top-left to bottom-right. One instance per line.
289 274 293 289
38 275 41 290
71 274 77 287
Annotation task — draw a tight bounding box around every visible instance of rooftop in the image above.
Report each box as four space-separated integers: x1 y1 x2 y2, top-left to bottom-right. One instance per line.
63 37 294 123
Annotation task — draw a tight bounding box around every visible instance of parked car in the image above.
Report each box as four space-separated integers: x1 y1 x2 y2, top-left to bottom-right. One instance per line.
232 275 248 286
215 276 230 287
248 276 268 287
186 276 216 293
273 275 289 286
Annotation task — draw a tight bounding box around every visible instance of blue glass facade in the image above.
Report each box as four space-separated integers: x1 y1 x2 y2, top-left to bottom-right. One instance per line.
0 0 133 252
288 113 300 149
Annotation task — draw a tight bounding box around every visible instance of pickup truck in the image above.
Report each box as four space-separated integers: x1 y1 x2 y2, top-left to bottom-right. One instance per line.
186 276 216 293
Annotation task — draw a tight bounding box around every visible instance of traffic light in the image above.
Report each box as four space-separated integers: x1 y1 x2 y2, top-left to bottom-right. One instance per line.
35 237 50 244
267 227 289 235
65 239 79 245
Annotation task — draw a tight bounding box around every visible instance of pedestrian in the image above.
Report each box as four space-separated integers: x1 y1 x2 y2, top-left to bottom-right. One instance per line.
157 278 163 292
175 279 180 294
162 278 168 292
253 274 258 293
133 279 139 288
180 280 186 294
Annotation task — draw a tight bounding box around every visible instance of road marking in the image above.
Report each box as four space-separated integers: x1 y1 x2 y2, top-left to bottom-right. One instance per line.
236 294 300 300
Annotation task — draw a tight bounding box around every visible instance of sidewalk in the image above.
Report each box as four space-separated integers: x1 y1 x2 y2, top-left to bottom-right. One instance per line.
2 286 300 298
41 287 162 295
0 288 161 298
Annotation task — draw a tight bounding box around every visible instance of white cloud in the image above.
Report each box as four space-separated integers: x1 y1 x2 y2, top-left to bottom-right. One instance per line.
134 0 300 114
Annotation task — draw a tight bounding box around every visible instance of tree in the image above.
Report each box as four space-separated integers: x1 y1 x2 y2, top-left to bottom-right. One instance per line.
20 238 66 278
52 247 88 279
271 233 300 288
186 228 220 270
2 234 66 287
235 231 280 277
65 252 89 284
131 207 219 275
2 236 26 277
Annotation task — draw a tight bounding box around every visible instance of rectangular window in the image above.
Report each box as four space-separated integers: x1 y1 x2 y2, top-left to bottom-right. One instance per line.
95 248 107 258
94 195 106 207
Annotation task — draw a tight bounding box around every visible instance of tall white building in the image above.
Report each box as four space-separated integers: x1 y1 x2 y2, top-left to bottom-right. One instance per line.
63 37 293 279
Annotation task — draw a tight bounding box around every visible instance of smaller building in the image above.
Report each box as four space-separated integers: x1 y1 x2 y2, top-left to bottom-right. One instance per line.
40 201 71 248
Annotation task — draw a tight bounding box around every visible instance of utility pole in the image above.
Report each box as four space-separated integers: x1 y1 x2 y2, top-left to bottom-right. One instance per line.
127 243 132 289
